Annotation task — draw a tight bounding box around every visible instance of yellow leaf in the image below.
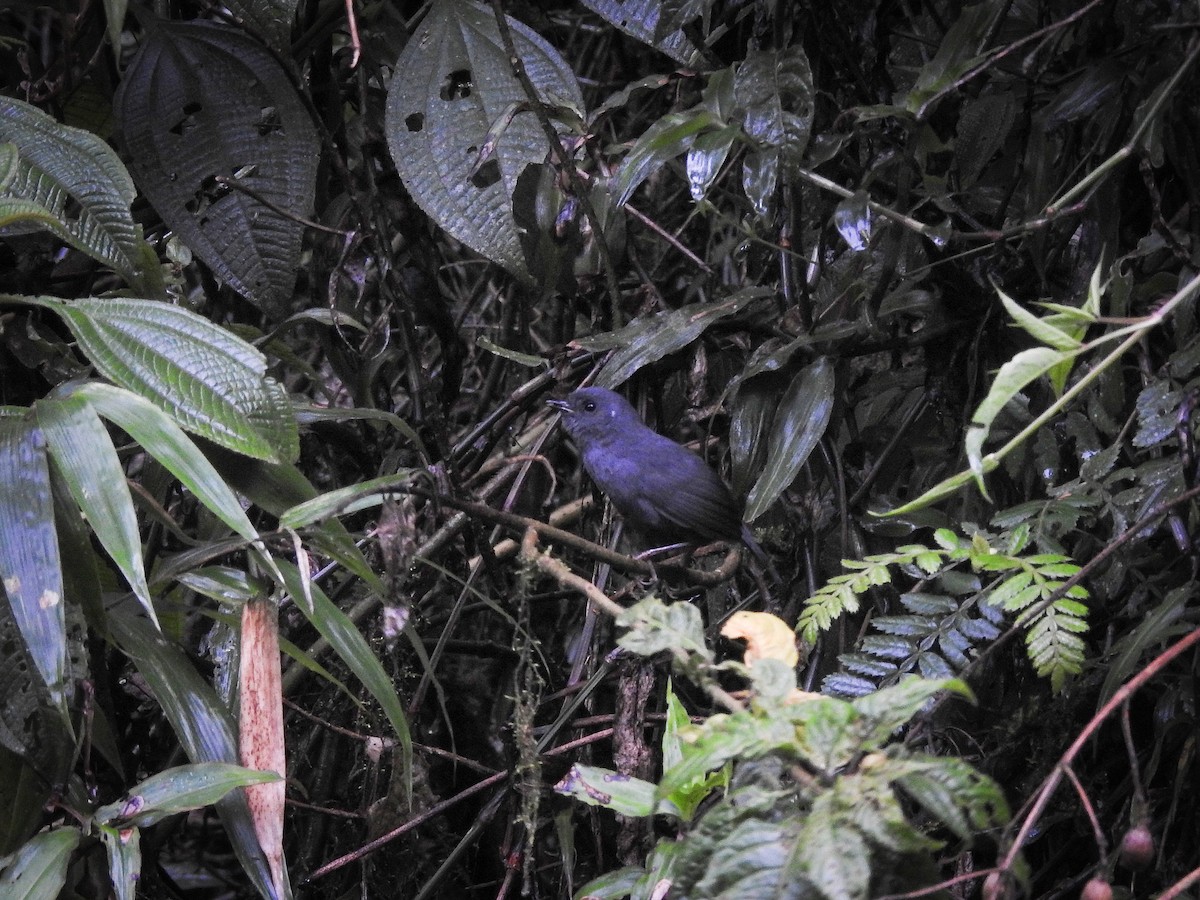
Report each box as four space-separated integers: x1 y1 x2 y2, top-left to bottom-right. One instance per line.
720 611 800 667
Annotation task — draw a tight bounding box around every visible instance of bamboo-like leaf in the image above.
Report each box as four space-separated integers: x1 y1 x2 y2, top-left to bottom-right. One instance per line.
279 472 417 529
32 295 298 462
384 0 584 280
71 382 261 544
275 561 412 793
611 108 724 208
98 824 139 900
964 346 1072 493
995 283 1082 351
883 467 990 517
729 376 777 498
744 357 835 522
0 827 80 897
202 450 383 599
902 3 994 118
95 762 280 828
107 607 280 899
0 417 69 723
37 393 156 625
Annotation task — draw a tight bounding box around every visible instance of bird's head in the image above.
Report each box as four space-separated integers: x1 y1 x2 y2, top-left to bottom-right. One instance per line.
547 387 642 448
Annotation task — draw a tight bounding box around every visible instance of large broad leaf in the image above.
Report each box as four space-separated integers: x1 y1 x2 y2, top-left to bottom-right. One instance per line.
32 295 298 462
577 0 702 66
0 98 160 294
114 19 319 317
0 417 69 723
384 0 584 281
222 0 300 55
744 358 835 522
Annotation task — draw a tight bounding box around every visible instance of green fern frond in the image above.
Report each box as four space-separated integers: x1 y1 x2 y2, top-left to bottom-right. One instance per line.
802 528 1090 695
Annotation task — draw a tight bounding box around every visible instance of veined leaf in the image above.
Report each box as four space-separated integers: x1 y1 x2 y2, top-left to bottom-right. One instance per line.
384 0 584 281
577 0 702 65
0 98 160 294
31 295 298 462
114 19 319 317
222 0 299 55
734 47 815 161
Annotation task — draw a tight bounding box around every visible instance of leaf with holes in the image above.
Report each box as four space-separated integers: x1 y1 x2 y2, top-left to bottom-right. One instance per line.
384 0 584 281
114 19 319 317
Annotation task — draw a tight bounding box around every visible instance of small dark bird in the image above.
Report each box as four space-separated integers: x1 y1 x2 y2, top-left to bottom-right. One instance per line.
548 387 771 568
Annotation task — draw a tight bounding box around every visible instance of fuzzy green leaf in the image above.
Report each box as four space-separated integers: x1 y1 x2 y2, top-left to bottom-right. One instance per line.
33 296 297 462
0 98 160 294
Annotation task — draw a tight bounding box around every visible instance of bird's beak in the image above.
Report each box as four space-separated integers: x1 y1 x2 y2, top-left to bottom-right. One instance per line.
546 397 571 413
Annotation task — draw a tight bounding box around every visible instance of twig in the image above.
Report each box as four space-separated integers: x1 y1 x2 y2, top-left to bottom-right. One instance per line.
213 175 352 236
915 0 1106 120
518 530 745 714
624 203 715 274
1158 865 1200 899
302 771 507 882
1047 35 1200 214
998 626 1200 875
519 528 626 618
1061 763 1106 858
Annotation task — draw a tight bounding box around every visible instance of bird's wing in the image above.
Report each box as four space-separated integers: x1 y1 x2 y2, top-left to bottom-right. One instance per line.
637 445 743 542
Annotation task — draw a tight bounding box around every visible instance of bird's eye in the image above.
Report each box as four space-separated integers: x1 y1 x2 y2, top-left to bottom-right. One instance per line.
583 401 596 412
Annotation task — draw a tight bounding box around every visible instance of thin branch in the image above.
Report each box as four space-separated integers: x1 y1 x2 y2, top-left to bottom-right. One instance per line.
998 626 1200 874
489 0 625 326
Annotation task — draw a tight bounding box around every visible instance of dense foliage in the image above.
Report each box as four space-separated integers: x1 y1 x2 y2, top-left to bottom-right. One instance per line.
1 0 1199 898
